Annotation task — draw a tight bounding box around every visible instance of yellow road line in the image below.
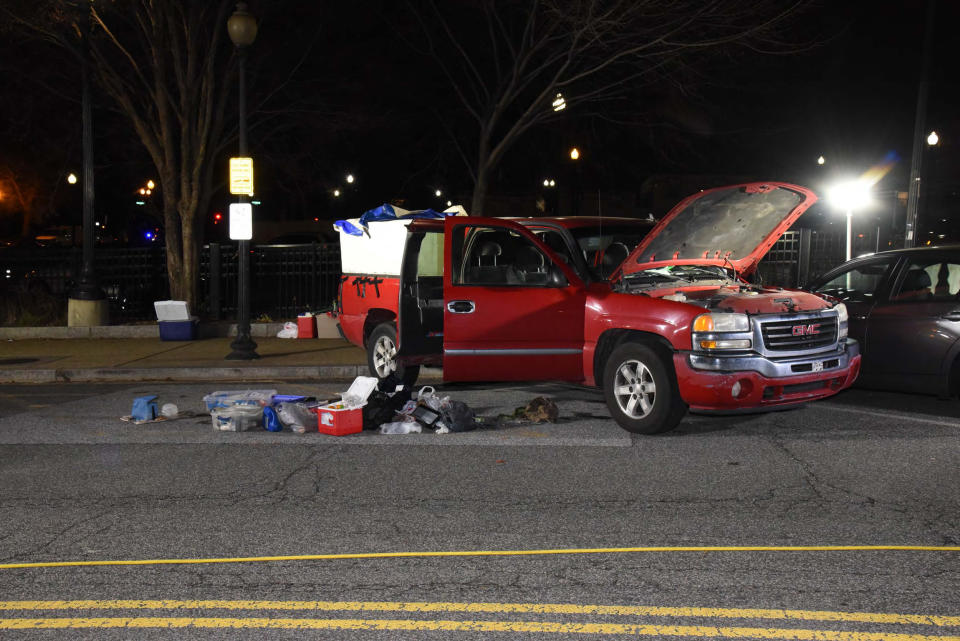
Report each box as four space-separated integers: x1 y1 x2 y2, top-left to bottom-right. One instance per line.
0 545 957 570
0 601 956 627
0 617 957 639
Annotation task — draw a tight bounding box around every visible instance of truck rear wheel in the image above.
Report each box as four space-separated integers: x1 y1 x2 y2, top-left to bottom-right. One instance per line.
367 323 420 386
602 342 686 434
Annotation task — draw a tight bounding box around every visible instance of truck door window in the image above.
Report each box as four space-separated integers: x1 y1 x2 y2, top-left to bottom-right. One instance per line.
453 225 554 286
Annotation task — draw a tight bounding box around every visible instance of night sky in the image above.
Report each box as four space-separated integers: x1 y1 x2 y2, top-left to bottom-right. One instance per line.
0 1 957 244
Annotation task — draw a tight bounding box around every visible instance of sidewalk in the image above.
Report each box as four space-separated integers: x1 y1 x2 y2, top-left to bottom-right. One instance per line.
0 322 377 383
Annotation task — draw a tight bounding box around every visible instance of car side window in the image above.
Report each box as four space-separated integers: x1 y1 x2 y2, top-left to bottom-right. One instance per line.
890 259 960 302
815 258 896 304
453 225 554 287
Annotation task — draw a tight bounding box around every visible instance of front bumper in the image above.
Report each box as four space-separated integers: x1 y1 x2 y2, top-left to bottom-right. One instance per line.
673 339 861 411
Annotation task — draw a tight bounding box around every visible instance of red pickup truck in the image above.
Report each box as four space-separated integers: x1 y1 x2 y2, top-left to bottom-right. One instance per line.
338 182 861 434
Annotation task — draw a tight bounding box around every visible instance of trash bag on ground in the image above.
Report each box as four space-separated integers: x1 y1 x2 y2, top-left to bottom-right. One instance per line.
277 322 298 338
276 402 317 433
440 399 476 432
380 417 422 434
363 385 412 430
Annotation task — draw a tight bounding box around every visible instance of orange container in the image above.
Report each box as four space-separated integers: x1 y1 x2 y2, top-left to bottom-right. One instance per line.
312 403 364 436
297 315 317 338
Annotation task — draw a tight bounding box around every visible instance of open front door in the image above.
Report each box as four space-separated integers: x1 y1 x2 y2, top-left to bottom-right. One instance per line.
441 217 586 383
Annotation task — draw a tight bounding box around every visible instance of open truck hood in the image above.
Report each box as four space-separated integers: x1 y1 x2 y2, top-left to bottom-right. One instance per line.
622 182 817 277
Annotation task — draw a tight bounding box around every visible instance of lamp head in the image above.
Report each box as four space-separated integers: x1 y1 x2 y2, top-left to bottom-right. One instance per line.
227 2 258 47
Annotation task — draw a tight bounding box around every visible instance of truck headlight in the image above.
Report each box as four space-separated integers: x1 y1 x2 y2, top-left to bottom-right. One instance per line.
693 313 750 333
692 313 751 350
835 303 849 340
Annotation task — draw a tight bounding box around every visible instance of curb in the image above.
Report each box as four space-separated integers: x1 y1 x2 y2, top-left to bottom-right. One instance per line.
0 366 445 384
0 365 368 384
0 317 341 340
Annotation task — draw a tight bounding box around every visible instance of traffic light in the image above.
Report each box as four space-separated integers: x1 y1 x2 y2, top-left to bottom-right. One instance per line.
213 212 223 224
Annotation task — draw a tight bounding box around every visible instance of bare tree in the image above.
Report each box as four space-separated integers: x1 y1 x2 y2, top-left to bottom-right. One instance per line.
86 0 235 306
412 0 810 215
4 0 237 309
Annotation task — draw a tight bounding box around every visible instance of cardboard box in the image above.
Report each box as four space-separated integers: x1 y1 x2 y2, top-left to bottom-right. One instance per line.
159 319 198 341
313 403 364 436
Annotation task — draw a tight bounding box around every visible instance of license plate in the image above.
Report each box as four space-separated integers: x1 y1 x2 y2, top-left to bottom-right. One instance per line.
812 361 824 372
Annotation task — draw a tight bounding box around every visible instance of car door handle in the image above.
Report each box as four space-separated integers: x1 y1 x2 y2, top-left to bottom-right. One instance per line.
447 300 476 314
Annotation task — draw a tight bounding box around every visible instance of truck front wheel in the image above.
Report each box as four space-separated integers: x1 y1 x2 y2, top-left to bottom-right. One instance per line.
602 342 687 434
367 323 420 386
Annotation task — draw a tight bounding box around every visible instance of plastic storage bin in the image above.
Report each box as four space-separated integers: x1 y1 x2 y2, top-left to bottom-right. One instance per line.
211 404 263 431
203 389 277 411
312 403 364 436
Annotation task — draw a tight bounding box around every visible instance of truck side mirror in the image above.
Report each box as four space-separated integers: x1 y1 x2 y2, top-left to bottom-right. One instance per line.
547 265 568 287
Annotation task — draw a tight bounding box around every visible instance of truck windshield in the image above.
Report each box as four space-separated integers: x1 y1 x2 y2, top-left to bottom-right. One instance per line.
569 225 651 280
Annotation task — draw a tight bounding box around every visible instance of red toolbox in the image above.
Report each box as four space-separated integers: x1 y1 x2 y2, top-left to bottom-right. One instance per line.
312 403 363 436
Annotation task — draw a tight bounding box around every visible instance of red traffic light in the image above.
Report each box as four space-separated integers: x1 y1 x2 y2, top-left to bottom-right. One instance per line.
213 212 223 224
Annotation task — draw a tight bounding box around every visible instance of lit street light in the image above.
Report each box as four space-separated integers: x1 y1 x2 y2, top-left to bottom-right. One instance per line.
434 189 442 197
817 156 826 165
346 174 355 184
927 130 939 146
225 1 259 361
828 179 872 261
569 147 580 160
552 92 566 112
67 173 78 184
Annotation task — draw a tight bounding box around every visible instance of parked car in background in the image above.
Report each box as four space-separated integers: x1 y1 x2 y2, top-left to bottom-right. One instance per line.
810 245 960 397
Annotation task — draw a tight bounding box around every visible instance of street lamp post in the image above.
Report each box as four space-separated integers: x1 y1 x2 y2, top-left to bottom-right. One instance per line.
226 2 259 360
67 0 107 327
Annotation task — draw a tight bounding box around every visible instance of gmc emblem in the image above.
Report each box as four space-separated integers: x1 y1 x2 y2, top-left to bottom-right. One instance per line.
792 323 821 336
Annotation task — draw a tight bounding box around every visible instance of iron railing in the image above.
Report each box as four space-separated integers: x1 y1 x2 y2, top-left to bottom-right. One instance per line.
0 230 865 324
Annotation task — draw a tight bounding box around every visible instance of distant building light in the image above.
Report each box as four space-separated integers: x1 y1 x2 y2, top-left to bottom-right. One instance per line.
549 179 555 187
147 180 155 189
435 189 442 197
346 174 355 184
333 189 341 197
251 200 261 205
145 232 153 240
569 147 580 160
135 201 146 206
139 188 146 195
552 93 566 112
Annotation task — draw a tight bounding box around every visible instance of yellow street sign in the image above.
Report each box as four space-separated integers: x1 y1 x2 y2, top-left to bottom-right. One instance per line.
229 157 254 196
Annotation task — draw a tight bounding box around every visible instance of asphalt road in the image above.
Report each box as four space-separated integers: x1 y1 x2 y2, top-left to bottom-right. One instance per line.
0 381 957 640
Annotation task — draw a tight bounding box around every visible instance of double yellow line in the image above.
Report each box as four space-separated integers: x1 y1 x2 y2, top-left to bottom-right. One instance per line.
0 600 957 639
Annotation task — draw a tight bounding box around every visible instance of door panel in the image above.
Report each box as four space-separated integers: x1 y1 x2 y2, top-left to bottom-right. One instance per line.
864 256 960 388
442 218 585 382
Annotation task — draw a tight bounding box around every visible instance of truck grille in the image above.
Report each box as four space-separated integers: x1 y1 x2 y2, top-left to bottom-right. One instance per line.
760 317 837 352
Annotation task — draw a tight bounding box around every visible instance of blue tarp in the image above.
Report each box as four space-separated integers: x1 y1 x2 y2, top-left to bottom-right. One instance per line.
335 204 453 237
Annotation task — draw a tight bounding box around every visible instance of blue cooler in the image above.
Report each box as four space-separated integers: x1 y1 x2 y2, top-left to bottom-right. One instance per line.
154 300 197 341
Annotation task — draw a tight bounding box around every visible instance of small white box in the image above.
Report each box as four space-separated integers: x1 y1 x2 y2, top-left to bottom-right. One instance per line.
154 300 191 321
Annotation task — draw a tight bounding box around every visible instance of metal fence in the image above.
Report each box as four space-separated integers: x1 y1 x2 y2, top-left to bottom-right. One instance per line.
1 243 342 323
0 230 867 324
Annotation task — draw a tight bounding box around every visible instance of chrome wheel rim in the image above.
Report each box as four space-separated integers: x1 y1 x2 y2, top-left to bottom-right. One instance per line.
613 359 656 419
372 335 398 376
